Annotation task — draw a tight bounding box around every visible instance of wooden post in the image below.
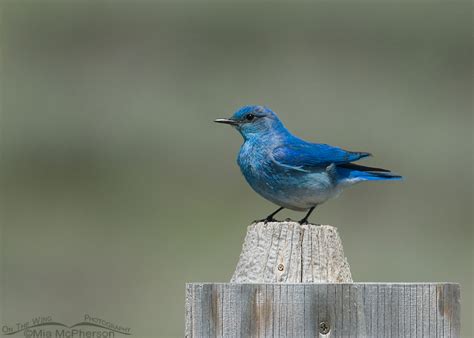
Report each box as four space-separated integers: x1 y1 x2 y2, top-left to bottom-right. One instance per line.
185 222 461 337
185 283 460 337
231 222 352 283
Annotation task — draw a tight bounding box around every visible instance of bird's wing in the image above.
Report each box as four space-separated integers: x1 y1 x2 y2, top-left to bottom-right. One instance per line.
272 142 371 170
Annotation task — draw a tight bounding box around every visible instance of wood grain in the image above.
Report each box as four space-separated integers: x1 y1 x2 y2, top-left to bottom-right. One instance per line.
185 283 461 338
231 222 352 283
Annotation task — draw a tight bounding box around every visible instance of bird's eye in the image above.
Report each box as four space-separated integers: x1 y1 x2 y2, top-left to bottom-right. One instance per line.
246 114 255 121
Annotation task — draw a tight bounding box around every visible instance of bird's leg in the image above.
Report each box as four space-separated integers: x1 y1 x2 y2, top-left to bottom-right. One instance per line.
299 206 317 224
255 207 284 224
265 206 284 222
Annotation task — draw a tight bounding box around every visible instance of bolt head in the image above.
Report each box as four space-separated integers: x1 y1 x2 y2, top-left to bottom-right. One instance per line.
319 321 330 334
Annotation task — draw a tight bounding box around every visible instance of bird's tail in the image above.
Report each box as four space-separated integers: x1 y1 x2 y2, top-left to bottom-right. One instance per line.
336 163 403 182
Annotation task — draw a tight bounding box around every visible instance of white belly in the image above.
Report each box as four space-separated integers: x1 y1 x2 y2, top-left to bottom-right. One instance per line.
247 168 341 211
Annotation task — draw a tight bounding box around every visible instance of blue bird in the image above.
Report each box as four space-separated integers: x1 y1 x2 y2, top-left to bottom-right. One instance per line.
215 105 402 224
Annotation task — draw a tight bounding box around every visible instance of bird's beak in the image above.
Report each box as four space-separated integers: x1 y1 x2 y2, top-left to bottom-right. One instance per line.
214 118 239 126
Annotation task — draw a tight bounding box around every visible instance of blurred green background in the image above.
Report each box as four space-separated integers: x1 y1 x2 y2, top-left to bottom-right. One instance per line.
0 1 472 337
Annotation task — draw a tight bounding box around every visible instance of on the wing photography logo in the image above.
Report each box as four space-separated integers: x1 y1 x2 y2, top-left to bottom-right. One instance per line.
2 315 131 337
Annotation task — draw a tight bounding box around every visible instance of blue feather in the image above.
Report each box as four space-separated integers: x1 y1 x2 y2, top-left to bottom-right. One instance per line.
215 105 402 220
337 167 403 182
273 140 371 169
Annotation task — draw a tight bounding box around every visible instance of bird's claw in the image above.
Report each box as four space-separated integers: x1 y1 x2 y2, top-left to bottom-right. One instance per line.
254 217 276 224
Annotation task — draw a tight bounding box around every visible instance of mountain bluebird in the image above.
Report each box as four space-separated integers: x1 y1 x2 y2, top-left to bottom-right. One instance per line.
215 105 402 224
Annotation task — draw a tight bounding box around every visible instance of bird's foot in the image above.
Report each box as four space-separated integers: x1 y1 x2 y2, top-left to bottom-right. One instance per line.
254 216 277 224
298 206 316 225
298 218 309 225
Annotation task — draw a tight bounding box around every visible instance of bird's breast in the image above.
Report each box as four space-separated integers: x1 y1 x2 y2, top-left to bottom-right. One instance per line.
237 142 272 180
238 142 291 200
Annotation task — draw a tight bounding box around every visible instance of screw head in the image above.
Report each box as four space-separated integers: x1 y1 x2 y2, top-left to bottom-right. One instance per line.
319 321 330 335
277 264 284 271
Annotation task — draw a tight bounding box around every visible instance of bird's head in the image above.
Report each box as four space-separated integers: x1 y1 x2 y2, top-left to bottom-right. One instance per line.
215 105 285 139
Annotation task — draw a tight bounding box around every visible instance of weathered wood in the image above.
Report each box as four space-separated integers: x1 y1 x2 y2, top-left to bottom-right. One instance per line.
231 222 352 283
185 283 461 338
